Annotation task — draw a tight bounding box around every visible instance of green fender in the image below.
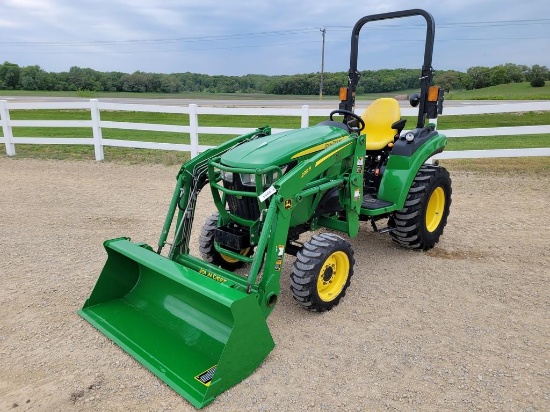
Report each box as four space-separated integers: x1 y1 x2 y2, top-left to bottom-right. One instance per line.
377 131 447 210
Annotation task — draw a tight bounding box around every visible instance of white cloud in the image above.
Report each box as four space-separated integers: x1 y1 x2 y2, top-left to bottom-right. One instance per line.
0 0 548 75
0 17 22 28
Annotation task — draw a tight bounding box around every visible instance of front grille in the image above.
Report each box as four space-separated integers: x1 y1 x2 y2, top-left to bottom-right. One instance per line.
223 176 260 221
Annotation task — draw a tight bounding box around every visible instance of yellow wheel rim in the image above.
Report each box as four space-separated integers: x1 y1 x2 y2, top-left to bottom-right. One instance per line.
425 186 445 232
221 248 251 263
317 251 350 302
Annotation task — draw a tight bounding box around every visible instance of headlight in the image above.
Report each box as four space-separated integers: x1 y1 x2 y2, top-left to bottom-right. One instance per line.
221 170 234 183
240 173 256 187
240 168 287 188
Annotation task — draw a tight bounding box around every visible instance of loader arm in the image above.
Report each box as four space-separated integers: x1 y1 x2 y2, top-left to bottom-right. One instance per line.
157 126 272 257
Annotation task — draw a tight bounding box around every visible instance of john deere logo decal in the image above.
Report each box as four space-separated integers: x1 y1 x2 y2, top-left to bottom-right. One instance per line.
284 199 292 209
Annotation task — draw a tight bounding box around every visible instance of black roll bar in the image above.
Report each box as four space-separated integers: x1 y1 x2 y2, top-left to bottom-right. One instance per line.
341 9 435 129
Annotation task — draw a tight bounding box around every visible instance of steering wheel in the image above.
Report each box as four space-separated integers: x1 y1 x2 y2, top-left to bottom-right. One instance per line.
329 109 365 133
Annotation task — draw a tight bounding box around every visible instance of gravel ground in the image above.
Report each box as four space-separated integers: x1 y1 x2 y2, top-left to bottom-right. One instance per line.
0 157 549 412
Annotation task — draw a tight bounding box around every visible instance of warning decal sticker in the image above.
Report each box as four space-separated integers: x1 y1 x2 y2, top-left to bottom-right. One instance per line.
195 365 217 386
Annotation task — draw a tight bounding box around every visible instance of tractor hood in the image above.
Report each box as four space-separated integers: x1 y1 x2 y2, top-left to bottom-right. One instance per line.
220 125 349 168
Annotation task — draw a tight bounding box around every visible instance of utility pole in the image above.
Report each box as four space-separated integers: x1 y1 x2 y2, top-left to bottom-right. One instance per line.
319 28 326 100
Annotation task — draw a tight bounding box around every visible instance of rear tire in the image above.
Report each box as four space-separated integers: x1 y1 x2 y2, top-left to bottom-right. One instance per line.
390 164 452 250
199 212 250 270
290 233 355 312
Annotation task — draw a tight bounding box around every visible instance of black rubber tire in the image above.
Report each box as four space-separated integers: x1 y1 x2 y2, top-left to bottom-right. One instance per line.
290 233 355 312
199 212 248 270
390 164 452 250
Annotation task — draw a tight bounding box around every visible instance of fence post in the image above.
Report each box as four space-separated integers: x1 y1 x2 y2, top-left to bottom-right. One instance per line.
189 104 199 158
0 100 15 156
90 99 104 161
301 105 309 128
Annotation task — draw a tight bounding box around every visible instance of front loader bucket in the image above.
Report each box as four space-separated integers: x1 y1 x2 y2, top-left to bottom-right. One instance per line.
78 237 274 409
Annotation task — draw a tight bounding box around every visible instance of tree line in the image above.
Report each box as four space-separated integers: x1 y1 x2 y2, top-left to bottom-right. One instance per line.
0 61 548 95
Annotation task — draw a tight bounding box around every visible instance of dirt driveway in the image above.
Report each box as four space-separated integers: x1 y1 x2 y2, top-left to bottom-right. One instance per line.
0 158 548 411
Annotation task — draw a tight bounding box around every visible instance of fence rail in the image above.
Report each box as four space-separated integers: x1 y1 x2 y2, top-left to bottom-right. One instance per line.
1 99 549 161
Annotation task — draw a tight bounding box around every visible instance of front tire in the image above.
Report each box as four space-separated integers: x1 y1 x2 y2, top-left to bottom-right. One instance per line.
290 233 355 312
199 212 250 270
390 164 452 250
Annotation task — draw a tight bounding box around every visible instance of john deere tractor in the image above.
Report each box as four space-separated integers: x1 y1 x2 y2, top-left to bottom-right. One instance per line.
79 8 451 409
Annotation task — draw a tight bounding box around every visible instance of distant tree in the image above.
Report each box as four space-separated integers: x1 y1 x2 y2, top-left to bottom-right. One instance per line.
489 65 510 86
19 65 56 90
354 69 421 94
122 72 150 92
434 71 463 92
323 72 347 95
526 64 549 87
0 61 21 89
100 71 126 92
530 77 546 87
148 73 163 92
3 60 550 94
503 63 527 83
52 71 70 91
20 65 43 90
466 66 491 89
160 75 181 93
68 66 101 91
263 76 283 94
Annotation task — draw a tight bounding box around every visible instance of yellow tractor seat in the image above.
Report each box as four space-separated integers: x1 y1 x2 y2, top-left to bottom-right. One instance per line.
361 98 402 151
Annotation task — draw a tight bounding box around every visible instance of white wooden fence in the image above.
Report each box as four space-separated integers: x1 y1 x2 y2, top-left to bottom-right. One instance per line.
1 99 549 161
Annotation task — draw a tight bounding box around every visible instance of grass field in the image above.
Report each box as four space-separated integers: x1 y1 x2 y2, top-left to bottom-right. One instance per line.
1 108 549 167
1 82 549 172
446 82 550 100
1 81 548 101
0 89 412 101
0 89 323 101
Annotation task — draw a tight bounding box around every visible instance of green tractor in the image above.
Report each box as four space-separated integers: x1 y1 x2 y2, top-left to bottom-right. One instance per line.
79 8 451 409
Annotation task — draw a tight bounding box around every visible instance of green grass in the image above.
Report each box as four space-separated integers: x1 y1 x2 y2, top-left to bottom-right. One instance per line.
434 111 550 129
10 106 550 126
7 145 192 164
2 82 549 100
2 84 549 169
1 108 549 165
445 135 550 151
0 89 417 101
0 89 332 101
446 82 550 100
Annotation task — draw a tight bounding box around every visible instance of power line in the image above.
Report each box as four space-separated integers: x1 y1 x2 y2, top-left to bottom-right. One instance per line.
325 17 550 30
0 28 320 47
1 16 548 57
325 36 550 44
4 34 549 57
4 17 546 48
3 40 320 55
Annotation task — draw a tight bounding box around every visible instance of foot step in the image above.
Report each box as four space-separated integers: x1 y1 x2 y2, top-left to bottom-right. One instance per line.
361 194 393 210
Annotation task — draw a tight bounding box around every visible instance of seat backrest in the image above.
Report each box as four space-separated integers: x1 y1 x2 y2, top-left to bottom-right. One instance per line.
361 98 401 151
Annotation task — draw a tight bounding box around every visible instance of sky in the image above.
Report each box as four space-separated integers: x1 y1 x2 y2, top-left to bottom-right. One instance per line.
1 0 549 76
